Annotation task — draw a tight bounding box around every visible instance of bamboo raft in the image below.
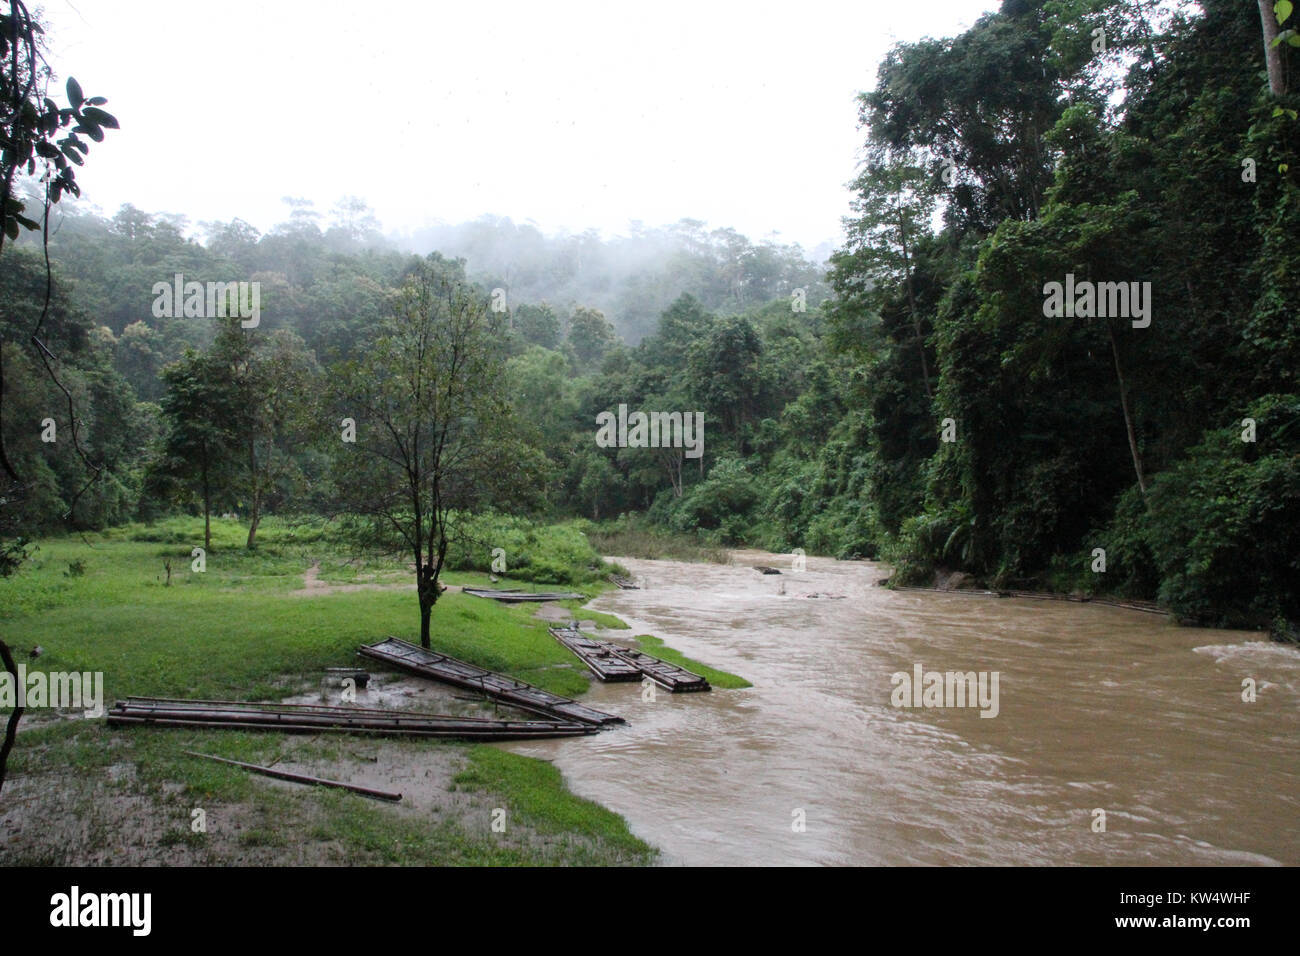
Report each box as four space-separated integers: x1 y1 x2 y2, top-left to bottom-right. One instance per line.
549 628 711 693
463 587 586 602
358 637 624 726
593 639 712 693
108 697 594 740
549 628 642 682
607 574 640 590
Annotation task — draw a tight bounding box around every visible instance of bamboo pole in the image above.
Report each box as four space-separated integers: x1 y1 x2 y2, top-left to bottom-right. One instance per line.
183 751 402 802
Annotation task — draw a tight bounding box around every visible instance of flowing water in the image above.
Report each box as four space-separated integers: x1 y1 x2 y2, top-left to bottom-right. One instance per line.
503 552 1300 866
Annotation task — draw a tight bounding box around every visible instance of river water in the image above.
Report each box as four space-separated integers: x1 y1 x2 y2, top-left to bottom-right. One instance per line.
503 552 1299 866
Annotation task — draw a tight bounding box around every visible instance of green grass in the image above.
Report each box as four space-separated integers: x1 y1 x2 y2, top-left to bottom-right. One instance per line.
631 633 751 689
0 515 741 866
0 525 597 700
452 746 655 865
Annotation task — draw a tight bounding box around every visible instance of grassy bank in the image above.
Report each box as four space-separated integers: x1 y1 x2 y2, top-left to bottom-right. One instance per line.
626 634 751 690
578 517 732 564
0 516 710 866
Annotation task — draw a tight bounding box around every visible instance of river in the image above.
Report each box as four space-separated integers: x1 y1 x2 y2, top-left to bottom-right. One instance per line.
504 552 1300 866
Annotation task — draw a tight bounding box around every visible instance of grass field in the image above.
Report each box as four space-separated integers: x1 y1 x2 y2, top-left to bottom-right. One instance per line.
0 516 746 866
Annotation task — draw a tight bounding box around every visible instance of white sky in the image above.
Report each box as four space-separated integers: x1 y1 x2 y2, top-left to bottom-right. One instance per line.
39 0 998 250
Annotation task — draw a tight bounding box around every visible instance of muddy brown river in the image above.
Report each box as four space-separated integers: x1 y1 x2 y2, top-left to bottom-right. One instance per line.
504 552 1300 866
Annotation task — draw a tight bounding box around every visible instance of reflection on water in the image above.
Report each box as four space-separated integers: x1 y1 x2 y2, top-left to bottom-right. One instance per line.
503 552 1300 866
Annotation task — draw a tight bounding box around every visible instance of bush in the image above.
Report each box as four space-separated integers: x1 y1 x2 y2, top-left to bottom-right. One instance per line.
443 513 612 586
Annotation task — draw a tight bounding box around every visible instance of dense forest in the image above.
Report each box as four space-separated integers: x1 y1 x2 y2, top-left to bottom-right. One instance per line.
2 0 1297 636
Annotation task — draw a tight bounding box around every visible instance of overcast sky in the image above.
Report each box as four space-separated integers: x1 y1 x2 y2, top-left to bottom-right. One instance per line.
40 0 999 250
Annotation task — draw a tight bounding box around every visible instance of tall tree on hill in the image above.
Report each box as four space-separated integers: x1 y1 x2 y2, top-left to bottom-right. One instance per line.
834 147 939 401
567 306 617 366
863 2 1063 232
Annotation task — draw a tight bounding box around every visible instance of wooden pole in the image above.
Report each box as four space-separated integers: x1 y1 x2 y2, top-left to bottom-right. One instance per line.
183 751 401 802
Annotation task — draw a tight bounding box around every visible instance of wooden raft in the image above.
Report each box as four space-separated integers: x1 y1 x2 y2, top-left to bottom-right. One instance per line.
108 697 593 740
593 640 712 693
549 629 712 693
358 637 624 726
549 628 642 682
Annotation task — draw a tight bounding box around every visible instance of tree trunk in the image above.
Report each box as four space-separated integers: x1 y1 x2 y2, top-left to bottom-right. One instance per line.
246 439 260 550
0 638 23 799
1259 0 1287 95
416 559 440 649
1108 322 1148 498
419 596 432 649
202 463 212 552
899 216 934 401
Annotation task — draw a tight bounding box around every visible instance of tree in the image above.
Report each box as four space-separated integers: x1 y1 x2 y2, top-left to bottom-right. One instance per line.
204 218 262 273
116 321 163 400
512 302 562 350
208 319 320 549
566 306 617 366
149 349 241 552
651 294 711 368
687 315 763 434
1258 0 1289 95
575 448 622 520
863 3 1063 232
835 147 939 399
333 256 547 648
328 196 380 245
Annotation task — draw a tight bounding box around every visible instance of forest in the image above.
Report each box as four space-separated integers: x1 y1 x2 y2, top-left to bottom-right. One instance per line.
2 0 1297 639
